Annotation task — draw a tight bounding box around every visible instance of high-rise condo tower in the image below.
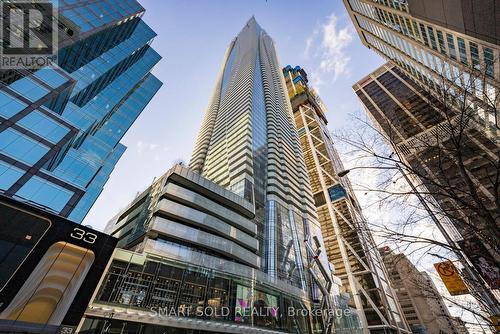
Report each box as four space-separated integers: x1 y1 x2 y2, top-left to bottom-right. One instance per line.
78 18 351 334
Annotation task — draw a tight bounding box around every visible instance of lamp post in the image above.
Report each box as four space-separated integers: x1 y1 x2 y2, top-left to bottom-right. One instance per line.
336 166 397 178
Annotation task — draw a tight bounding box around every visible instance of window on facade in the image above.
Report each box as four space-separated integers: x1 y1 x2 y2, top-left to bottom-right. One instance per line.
426 27 437 50
33 69 68 89
419 23 428 46
457 38 468 64
0 161 24 190
469 42 480 70
436 31 446 55
9 77 49 102
0 128 49 165
412 21 420 41
404 18 412 37
387 11 396 27
16 176 73 212
374 7 384 24
235 285 279 329
446 33 457 60
253 290 279 329
17 110 69 144
206 276 231 320
484 47 494 78
0 91 27 119
177 269 208 316
396 15 405 34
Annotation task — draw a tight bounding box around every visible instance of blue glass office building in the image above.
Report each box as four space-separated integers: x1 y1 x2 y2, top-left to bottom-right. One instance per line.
0 0 162 222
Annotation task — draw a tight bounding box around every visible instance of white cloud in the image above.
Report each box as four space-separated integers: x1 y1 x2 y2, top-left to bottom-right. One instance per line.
136 140 159 154
135 140 172 165
304 14 354 87
304 27 319 59
319 14 353 79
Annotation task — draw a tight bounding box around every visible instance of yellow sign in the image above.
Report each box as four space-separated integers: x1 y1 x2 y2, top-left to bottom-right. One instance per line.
434 261 469 296
491 315 500 331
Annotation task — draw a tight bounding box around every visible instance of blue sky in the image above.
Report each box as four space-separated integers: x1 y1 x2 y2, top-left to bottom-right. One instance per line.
83 0 385 230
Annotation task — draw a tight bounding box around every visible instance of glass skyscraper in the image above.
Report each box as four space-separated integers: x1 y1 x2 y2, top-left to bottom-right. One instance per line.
189 17 348 328
78 18 351 334
345 0 500 321
190 17 320 286
190 16 343 331
343 0 499 133
0 0 162 223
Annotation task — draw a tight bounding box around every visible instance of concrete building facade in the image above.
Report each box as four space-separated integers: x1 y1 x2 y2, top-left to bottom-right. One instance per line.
380 247 463 334
283 65 409 334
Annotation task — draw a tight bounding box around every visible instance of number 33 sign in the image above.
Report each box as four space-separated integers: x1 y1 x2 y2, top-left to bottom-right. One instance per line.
70 227 97 244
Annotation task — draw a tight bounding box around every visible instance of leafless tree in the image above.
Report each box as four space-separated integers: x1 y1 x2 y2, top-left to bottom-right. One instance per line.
334 59 500 332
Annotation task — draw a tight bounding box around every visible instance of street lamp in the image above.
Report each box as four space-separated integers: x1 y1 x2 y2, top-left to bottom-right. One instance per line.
336 166 397 178
337 169 351 177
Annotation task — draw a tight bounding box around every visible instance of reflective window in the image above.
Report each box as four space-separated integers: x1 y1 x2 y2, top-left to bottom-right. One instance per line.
426 26 437 50
62 9 92 32
457 38 468 65
446 33 457 60
0 161 24 190
16 176 73 212
94 258 303 332
436 30 446 55
234 285 251 323
0 91 27 118
235 285 278 328
419 23 428 46
62 0 142 33
52 151 98 187
17 110 69 143
0 128 49 165
9 78 49 102
206 276 231 320
484 47 494 78
34 68 68 89
0 5 161 224
251 49 266 207
177 269 208 316
220 44 237 96
469 42 480 70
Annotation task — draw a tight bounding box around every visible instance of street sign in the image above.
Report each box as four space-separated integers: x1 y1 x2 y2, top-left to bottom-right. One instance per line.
434 261 469 296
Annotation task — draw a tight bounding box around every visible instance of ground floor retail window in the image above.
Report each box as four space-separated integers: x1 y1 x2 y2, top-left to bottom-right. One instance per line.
93 259 311 332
